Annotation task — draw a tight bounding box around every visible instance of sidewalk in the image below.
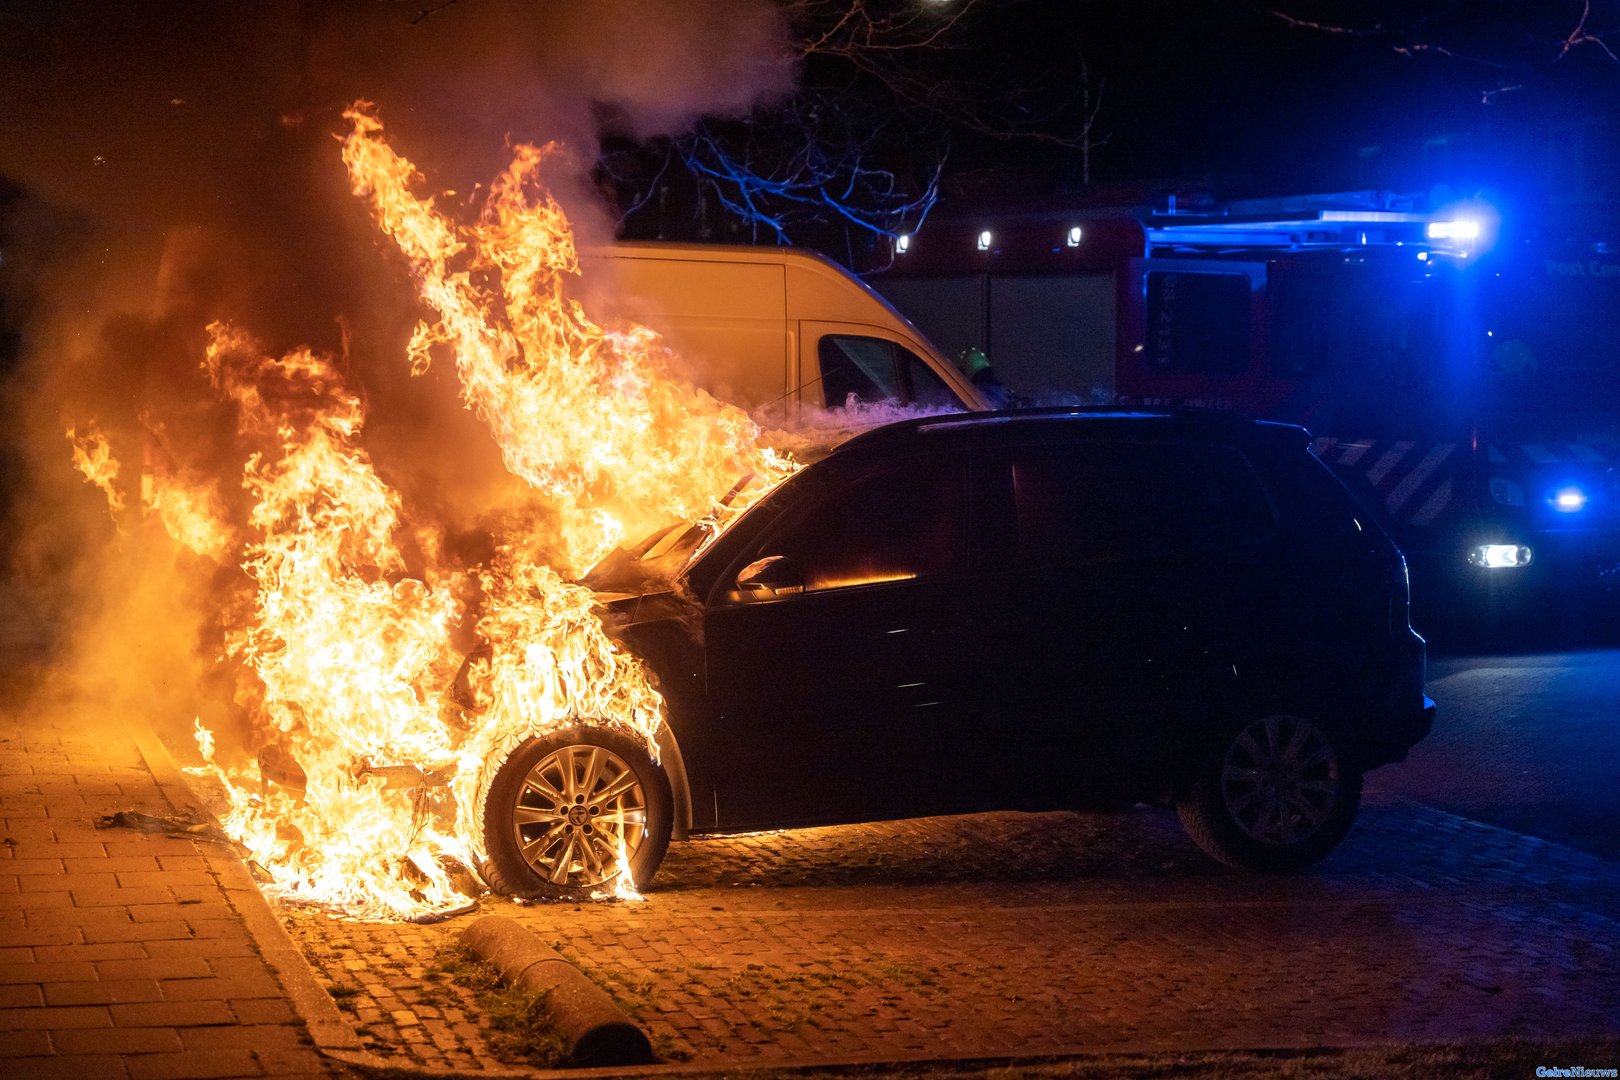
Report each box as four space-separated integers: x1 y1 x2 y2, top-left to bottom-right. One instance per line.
0 682 349 1080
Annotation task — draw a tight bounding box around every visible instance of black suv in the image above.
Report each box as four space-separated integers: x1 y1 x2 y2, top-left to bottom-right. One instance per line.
476 409 1435 896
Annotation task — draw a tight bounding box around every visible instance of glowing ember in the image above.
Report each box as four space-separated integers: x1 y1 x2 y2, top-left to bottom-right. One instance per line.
65 104 803 919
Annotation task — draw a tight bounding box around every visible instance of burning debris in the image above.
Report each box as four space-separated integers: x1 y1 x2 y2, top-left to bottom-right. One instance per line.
66 421 127 521
63 105 800 920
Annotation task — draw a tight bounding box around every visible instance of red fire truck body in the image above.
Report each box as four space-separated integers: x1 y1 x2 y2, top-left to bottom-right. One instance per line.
872 195 1620 621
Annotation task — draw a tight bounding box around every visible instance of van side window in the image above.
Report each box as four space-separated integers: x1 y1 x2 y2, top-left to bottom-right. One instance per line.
818 335 962 409
904 351 960 409
820 336 902 406
759 462 965 592
1010 442 1274 564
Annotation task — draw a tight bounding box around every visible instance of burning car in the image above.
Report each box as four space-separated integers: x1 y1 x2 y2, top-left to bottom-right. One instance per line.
477 407 1436 895
66 110 1429 918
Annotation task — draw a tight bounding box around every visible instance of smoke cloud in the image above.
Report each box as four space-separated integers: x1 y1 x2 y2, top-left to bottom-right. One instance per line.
0 1 794 748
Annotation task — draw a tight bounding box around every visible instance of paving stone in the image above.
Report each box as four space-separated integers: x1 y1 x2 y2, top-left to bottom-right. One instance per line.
0 960 97 984
51 1027 186 1055
0 1004 112 1029
0 982 44 1007
107 1000 237 1028
126 1049 263 1079
179 1023 311 1052
79 921 192 945
160 976 283 1003
94 957 212 981
44 979 165 1006
0 1028 53 1055
4 1054 131 1079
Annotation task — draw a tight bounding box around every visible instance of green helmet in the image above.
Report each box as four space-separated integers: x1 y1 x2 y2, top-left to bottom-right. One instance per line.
958 347 990 377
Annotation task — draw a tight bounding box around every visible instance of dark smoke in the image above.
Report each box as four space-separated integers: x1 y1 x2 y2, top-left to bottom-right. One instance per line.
0 0 793 743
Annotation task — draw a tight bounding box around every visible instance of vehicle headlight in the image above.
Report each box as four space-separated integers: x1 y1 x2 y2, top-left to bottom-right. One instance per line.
1467 544 1533 569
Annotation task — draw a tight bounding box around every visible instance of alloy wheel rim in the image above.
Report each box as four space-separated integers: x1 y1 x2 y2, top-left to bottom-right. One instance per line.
1219 716 1339 846
513 744 647 888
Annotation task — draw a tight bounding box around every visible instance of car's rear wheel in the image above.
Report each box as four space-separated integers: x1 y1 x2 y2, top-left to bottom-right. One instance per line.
1176 714 1361 872
479 725 672 898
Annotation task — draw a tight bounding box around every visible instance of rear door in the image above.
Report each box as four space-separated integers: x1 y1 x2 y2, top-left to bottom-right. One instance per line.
966 438 1278 804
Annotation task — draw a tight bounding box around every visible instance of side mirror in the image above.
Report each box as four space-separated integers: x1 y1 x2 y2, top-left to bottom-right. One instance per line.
733 555 805 600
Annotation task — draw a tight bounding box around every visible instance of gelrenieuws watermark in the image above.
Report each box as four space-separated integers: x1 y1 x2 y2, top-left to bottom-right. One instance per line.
1536 1068 1618 1078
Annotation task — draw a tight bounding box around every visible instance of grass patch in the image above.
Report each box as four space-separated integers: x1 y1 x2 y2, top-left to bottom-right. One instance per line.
428 943 568 1068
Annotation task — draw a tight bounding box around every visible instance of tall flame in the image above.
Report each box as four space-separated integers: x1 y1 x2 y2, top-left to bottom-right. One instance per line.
63 104 808 920
340 102 793 574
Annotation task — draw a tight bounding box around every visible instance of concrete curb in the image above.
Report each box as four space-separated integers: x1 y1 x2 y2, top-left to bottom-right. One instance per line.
462 915 656 1068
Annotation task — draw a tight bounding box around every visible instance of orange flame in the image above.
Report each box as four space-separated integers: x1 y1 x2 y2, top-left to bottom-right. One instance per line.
67 420 127 519
107 104 808 919
340 102 794 575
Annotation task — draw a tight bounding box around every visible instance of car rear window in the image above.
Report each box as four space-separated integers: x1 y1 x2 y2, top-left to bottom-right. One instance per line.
1007 441 1275 564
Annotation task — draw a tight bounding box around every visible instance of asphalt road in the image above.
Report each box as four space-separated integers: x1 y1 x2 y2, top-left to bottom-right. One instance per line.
1364 644 1620 860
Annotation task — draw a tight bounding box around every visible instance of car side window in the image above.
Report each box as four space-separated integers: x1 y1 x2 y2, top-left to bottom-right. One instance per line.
1010 442 1274 564
755 462 965 592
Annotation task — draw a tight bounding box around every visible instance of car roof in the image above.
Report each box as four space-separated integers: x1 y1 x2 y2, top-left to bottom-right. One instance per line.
829 406 1308 461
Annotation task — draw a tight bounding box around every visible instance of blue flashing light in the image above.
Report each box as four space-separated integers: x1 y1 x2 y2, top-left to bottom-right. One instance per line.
1551 486 1589 513
1428 219 1481 242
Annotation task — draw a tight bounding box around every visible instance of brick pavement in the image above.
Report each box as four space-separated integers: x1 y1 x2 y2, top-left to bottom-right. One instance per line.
8 653 1617 1077
0 682 348 1080
284 797 1620 1073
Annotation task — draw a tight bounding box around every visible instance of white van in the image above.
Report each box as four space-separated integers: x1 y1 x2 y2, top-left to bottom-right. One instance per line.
580 242 986 419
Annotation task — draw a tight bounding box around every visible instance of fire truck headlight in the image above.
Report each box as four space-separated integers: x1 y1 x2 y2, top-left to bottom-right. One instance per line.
1489 478 1525 507
1468 544 1534 569
1550 485 1589 513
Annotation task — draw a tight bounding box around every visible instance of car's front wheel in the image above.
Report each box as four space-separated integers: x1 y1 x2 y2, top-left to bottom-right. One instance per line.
1176 714 1361 872
479 725 672 898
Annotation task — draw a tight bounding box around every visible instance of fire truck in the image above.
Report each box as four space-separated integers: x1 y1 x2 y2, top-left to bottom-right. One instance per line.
871 192 1620 626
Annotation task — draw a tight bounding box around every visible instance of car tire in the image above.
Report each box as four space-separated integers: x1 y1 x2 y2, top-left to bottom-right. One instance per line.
1176 714 1362 872
479 725 673 898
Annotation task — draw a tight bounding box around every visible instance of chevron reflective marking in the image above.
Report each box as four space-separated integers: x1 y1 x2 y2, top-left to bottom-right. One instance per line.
1522 444 1559 464
1409 478 1453 526
1366 441 1416 487
1336 440 1374 466
1488 445 1509 463
1570 443 1607 462
1385 443 1456 513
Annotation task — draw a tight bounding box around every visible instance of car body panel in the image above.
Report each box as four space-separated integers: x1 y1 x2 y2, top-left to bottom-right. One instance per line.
600 408 1432 835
